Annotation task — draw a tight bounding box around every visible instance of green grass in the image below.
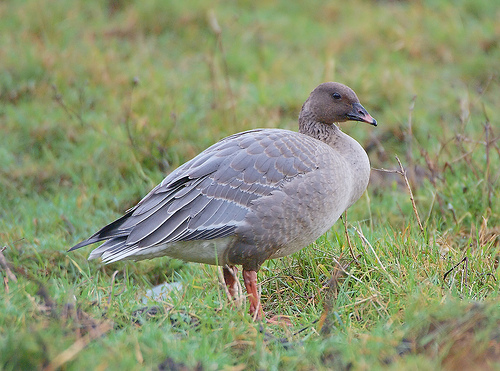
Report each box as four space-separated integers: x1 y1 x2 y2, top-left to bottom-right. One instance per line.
1 0 500 369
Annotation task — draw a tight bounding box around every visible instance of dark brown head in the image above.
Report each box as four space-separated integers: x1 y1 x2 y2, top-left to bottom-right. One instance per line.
302 82 377 126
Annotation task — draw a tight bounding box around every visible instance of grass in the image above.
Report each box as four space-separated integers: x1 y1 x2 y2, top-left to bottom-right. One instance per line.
1 0 499 369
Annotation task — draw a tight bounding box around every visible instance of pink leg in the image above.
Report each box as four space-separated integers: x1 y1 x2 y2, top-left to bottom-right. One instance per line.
243 269 263 320
223 265 238 299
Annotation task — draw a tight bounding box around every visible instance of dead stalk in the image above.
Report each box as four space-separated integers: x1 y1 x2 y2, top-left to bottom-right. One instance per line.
44 322 112 371
0 248 17 283
352 224 398 286
482 103 493 208
217 266 243 309
406 95 417 187
420 148 446 217
317 260 346 333
208 10 237 124
463 254 469 292
443 256 467 282
51 84 85 127
217 267 230 305
121 78 151 185
396 156 424 234
352 225 384 270
340 211 357 262
123 77 139 152
107 270 120 306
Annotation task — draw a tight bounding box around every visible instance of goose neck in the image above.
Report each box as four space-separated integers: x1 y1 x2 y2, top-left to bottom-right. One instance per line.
298 110 340 145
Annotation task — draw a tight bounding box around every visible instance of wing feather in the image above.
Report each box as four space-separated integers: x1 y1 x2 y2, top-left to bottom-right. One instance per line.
70 129 327 263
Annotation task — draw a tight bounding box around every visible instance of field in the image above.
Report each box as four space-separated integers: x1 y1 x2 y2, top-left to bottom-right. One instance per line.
1 0 499 369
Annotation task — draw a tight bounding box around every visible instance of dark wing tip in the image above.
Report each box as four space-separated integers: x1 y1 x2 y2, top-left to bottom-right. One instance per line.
68 210 136 252
68 237 99 252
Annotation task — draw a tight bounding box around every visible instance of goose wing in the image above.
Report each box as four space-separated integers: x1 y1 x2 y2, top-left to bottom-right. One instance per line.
70 129 318 262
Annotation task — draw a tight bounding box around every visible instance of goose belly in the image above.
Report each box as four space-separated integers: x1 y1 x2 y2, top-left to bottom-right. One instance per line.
123 236 236 266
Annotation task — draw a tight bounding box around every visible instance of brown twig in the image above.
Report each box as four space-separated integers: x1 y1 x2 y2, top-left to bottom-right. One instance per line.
371 167 400 174
396 156 424 234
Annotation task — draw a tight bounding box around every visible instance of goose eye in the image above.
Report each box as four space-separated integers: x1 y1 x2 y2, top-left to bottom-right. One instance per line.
332 92 341 100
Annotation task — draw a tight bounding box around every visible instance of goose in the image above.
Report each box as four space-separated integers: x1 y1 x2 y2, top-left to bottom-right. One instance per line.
70 82 377 320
